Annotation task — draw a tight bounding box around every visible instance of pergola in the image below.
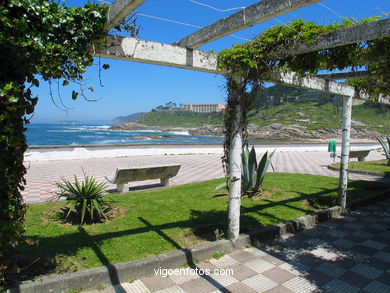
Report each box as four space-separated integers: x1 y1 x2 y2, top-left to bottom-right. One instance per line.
97 0 390 241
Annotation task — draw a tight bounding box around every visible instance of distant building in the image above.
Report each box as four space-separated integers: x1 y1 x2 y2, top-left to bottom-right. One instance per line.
183 103 226 113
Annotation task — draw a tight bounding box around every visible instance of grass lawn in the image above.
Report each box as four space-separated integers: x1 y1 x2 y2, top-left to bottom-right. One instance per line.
17 173 386 280
331 160 390 176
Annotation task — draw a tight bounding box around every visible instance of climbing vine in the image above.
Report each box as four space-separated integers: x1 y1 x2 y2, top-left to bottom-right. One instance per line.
0 0 108 287
218 17 390 177
218 17 390 96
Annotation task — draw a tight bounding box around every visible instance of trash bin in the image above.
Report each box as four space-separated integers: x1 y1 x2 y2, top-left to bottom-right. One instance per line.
328 140 336 153
328 140 337 162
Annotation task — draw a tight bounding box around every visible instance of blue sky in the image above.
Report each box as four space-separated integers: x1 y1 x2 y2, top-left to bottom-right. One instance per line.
31 0 390 123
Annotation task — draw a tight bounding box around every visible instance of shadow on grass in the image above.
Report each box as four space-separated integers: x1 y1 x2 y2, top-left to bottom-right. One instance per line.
13 179 389 284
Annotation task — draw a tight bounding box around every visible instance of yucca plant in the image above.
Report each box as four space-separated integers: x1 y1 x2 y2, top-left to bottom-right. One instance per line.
215 146 276 196
242 145 276 196
55 174 110 224
376 136 390 166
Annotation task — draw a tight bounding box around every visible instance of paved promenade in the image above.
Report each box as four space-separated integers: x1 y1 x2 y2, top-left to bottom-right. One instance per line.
23 149 385 203
87 198 390 293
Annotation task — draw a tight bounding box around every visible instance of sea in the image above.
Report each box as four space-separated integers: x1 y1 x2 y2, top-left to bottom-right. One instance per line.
25 123 224 146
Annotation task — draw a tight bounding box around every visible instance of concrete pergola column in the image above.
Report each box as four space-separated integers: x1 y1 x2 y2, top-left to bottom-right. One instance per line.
227 95 243 242
338 95 353 211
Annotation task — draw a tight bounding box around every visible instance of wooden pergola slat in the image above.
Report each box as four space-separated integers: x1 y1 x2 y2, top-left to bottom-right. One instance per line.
174 0 321 49
105 0 145 30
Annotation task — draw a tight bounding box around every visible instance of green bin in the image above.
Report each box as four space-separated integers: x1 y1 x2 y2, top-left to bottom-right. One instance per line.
328 140 336 153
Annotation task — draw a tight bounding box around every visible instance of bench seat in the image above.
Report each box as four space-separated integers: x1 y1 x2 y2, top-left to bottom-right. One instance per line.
106 165 181 193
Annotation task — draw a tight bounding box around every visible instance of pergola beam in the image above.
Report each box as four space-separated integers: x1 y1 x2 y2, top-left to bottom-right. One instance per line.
97 36 390 105
276 18 390 58
316 71 368 80
174 0 321 49
98 35 220 74
105 0 144 30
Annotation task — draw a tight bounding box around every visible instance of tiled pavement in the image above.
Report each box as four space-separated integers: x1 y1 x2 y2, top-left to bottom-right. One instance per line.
23 150 385 203
87 198 390 293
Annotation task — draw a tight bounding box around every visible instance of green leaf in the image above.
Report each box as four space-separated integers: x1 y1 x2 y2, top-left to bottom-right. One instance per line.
72 90 78 100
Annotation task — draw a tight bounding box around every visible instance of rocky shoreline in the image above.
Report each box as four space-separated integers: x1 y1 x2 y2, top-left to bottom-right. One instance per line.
111 121 381 142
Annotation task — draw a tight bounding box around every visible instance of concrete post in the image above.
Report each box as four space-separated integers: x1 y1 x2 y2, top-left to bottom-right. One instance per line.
227 78 243 242
338 95 353 211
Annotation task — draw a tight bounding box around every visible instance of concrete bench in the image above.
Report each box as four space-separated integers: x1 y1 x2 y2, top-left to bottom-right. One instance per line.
339 150 371 162
349 150 371 162
105 165 181 193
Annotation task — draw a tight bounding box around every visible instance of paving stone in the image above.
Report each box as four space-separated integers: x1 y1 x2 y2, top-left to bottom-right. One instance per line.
352 231 375 239
352 245 379 256
361 240 387 250
266 285 294 293
121 280 150 293
209 255 238 268
314 262 346 277
338 271 372 288
309 247 338 260
376 272 390 285
242 274 278 292
373 251 390 263
243 247 268 257
141 275 176 292
243 258 276 273
179 278 219 293
327 229 349 238
378 231 390 239
363 280 390 293
335 257 359 269
169 269 200 285
262 267 296 284
224 282 257 293
351 263 384 279
282 276 318 293
261 254 286 265
303 270 333 286
332 238 356 249
228 250 255 263
323 279 360 293
278 262 310 276
208 273 238 287
155 286 187 293
227 264 257 281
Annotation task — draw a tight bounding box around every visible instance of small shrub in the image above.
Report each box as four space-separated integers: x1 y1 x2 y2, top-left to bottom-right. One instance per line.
55 174 110 224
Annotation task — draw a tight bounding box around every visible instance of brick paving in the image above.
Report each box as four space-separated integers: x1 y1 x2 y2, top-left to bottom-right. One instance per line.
23 149 385 203
86 198 390 293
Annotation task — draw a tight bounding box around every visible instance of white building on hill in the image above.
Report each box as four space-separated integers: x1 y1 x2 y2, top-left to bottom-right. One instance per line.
183 103 226 113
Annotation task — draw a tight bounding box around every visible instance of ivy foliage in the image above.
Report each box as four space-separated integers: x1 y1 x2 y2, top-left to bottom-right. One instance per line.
218 17 390 97
218 17 390 182
0 0 108 287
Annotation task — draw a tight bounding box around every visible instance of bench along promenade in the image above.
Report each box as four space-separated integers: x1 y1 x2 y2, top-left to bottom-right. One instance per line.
22 144 385 204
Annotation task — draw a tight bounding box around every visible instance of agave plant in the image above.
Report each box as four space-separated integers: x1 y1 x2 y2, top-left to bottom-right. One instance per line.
215 145 276 196
376 136 390 166
55 174 110 224
242 145 276 196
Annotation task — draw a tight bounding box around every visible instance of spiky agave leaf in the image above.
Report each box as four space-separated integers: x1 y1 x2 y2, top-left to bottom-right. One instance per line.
254 149 276 193
376 136 390 160
242 145 250 188
248 146 257 189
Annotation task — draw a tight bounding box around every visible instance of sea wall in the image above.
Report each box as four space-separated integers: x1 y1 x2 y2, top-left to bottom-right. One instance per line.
24 143 380 162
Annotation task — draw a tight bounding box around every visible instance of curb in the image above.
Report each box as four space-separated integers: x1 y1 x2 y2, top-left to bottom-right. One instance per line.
8 189 390 293
327 165 390 178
